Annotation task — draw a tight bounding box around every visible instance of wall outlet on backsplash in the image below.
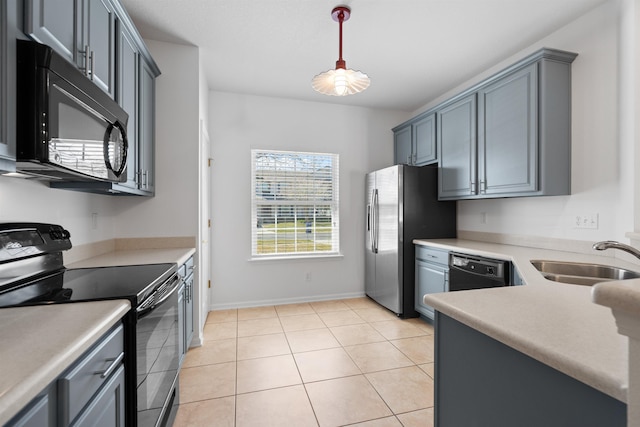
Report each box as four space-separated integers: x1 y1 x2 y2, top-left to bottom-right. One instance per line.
574 213 599 229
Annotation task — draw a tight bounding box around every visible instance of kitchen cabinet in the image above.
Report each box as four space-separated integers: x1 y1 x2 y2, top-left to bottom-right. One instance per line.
434 313 626 426
117 22 139 190
0 0 18 172
138 58 156 194
437 94 477 199
178 256 195 365
393 113 437 166
25 0 116 97
415 245 449 320
477 63 537 196
7 323 125 427
436 48 576 200
47 1 161 195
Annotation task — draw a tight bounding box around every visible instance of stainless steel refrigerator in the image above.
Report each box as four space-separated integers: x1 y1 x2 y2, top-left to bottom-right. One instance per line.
365 164 456 318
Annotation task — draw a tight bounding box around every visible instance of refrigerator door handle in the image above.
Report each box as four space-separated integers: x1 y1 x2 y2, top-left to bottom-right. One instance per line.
373 189 379 253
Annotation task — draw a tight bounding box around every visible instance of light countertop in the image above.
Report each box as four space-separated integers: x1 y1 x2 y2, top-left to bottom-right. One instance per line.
416 238 633 403
66 247 196 269
0 300 131 425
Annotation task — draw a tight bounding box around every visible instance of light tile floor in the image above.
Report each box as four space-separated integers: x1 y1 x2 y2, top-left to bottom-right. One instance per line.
174 297 435 427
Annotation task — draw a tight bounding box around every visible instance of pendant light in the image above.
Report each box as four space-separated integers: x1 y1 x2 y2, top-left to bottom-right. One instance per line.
312 6 370 96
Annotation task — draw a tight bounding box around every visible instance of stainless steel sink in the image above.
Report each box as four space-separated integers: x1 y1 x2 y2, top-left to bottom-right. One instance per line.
530 260 640 286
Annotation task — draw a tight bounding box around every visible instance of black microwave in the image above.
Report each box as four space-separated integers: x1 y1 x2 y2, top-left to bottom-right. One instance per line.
16 40 128 182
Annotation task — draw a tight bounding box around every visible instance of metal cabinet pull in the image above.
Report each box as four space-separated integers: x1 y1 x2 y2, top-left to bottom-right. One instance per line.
96 352 124 379
89 50 95 80
470 181 476 194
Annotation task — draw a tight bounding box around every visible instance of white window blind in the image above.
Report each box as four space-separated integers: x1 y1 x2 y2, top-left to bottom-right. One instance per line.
251 149 340 257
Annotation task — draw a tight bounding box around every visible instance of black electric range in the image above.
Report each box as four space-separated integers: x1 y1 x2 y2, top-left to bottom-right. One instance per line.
0 223 181 427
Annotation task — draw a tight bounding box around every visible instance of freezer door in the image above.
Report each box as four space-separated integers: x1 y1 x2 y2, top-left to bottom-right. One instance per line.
365 172 377 299
374 166 401 313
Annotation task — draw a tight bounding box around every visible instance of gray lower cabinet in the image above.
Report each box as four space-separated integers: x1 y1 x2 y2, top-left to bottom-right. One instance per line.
434 313 626 426
393 113 437 166
436 48 576 200
415 246 449 320
0 0 18 172
8 323 125 427
178 256 195 365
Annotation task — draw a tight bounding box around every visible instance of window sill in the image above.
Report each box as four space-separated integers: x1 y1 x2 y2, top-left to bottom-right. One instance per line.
248 253 344 262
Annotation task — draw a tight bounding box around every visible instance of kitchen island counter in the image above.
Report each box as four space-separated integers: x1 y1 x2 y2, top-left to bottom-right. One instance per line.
0 300 130 425
416 238 632 403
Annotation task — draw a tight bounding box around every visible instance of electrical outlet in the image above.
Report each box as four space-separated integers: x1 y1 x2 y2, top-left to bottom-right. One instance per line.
91 213 98 230
480 212 487 224
305 272 312 282
574 213 599 229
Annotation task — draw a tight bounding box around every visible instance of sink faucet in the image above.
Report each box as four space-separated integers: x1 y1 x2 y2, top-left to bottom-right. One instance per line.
593 240 640 260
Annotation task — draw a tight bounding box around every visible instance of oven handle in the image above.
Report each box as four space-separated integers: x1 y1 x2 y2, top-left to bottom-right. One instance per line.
137 274 180 318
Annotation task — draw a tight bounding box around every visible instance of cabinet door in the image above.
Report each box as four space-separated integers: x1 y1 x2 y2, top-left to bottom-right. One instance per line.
413 114 436 165
185 275 194 349
478 64 538 196
438 94 477 199
394 125 412 165
25 0 76 62
0 0 17 171
178 284 185 366
415 260 447 320
117 23 139 189
71 364 125 427
139 58 156 194
9 394 51 427
84 0 116 97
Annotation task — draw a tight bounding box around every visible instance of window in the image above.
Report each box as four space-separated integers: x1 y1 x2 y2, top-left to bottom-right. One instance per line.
251 149 339 257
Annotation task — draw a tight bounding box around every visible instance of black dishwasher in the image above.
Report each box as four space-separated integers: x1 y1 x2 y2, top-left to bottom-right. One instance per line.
448 252 511 291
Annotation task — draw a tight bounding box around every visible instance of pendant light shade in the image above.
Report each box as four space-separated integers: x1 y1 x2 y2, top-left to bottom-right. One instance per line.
312 6 370 96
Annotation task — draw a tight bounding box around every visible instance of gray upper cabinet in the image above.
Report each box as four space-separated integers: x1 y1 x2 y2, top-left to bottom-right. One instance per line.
393 113 437 166
393 125 412 165
24 0 76 62
437 94 477 199
0 0 18 172
477 63 537 196
435 48 576 200
81 0 116 97
117 23 139 190
413 114 436 165
26 0 116 97
39 0 161 195
139 58 156 195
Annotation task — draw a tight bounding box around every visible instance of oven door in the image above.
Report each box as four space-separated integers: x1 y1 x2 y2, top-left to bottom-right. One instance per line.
136 274 181 427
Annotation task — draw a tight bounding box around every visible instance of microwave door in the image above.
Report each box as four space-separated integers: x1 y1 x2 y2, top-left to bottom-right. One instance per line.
47 75 127 182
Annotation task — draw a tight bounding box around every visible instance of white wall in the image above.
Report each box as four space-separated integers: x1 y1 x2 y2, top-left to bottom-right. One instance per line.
414 0 634 243
114 40 200 239
0 176 118 244
208 92 406 308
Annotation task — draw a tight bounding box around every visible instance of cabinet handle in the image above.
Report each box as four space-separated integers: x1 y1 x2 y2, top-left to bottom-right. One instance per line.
480 180 486 194
413 153 417 164
470 181 476 194
142 170 148 187
407 155 411 164
81 45 90 76
96 352 124 379
89 50 95 81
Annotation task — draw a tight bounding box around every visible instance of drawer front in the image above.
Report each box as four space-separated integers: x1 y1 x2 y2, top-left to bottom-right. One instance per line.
59 324 124 425
178 256 194 279
415 245 449 265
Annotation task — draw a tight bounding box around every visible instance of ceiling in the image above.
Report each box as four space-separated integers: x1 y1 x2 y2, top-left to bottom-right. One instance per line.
120 0 608 112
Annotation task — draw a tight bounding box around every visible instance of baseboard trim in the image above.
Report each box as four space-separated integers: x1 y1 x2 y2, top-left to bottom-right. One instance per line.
208 291 367 311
